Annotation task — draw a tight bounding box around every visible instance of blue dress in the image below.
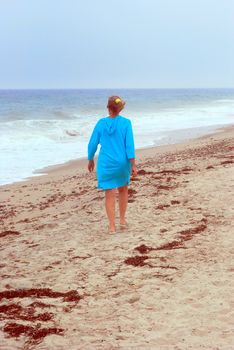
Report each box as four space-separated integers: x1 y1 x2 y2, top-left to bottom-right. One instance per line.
88 115 135 190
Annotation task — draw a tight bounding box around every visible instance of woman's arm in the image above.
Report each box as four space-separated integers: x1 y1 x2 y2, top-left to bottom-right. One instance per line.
87 121 100 172
129 158 137 176
126 121 137 176
125 120 135 159
88 121 100 160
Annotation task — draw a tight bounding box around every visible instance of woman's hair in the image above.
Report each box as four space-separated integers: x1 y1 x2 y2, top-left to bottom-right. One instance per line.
107 96 125 114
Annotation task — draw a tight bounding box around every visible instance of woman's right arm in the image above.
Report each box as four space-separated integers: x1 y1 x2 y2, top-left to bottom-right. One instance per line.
87 121 101 171
130 158 137 176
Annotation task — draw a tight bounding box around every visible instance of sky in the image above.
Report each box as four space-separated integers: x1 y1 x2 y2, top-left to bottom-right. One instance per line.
0 0 233 89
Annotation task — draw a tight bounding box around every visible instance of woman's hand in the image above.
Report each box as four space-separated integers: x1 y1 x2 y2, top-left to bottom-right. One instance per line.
131 164 137 177
129 158 137 177
88 160 95 172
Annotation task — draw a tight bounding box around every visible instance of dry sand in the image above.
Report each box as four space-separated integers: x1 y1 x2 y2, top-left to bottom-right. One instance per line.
0 126 234 350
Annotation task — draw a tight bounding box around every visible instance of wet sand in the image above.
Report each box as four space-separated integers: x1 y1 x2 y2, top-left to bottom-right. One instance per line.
0 126 234 349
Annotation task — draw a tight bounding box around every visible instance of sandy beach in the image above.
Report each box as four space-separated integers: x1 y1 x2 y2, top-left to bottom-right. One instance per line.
0 126 234 349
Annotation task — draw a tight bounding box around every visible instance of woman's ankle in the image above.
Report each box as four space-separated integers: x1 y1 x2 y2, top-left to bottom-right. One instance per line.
109 223 116 231
120 218 126 225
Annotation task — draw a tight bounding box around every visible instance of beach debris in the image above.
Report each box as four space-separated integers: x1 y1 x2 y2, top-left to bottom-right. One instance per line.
127 187 137 203
133 220 207 255
124 255 149 266
124 251 178 279
137 169 155 175
0 288 81 303
0 288 81 346
153 184 177 194
0 230 20 238
65 130 79 136
171 200 180 205
178 223 207 242
0 205 17 221
128 188 137 197
221 160 234 165
155 204 170 210
128 199 135 203
0 303 53 322
160 228 168 233
3 322 64 344
156 240 185 250
135 244 154 254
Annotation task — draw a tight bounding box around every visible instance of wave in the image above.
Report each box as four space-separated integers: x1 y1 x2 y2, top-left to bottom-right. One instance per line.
218 98 234 102
1 88 234 185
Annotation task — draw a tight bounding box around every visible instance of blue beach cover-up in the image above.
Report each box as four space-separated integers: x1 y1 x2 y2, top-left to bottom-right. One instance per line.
88 115 135 190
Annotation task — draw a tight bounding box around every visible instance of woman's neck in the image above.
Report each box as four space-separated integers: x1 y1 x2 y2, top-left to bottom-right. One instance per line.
108 108 119 118
108 114 119 118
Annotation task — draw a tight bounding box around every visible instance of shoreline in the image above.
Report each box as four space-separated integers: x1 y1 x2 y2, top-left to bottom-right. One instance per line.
27 123 234 175
1 123 232 189
0 123 233 348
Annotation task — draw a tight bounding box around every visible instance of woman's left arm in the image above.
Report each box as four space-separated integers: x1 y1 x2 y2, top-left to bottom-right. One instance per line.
126 120 137 176
125 120 135 159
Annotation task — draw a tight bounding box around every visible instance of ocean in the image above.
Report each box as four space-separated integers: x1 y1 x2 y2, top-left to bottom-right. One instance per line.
0 88 233 186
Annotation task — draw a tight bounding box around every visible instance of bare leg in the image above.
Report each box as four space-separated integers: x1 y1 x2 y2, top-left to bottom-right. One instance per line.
118 185 128 225
105 189 116 232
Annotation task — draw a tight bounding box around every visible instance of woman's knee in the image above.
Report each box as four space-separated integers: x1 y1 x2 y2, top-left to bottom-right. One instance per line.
118 185 128 193
105 189 116 198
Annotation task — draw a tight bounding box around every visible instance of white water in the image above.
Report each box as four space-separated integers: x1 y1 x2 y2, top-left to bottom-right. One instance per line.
0 89 233 186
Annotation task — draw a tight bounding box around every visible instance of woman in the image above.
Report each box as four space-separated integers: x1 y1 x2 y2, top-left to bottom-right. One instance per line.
87 95 137 234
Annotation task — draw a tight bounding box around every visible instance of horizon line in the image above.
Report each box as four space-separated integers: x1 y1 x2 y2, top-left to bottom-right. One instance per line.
0 87 234 90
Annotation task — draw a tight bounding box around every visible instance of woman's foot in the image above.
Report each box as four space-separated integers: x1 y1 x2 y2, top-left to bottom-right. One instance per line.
108 224 116 234
119 219 128 229
120 218 127 226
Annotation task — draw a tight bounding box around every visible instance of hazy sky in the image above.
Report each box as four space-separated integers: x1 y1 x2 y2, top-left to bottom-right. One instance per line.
0 0 233 88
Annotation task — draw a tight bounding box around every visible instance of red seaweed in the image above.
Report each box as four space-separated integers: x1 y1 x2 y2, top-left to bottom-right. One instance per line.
124 256 149 266
221 160 233 165
171 200 180 205
155 204 170 210
0 287 81 345
128 188 137 197
3 322 64 343
137 169 154 175
0 288 81 302
0 230 20 238
135 244 154 254
156 240 185 250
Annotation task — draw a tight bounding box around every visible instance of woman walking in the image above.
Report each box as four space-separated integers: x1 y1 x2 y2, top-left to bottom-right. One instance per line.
87 96 137 233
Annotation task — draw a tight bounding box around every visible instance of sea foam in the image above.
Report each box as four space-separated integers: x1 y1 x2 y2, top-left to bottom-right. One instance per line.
0 89 233 185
